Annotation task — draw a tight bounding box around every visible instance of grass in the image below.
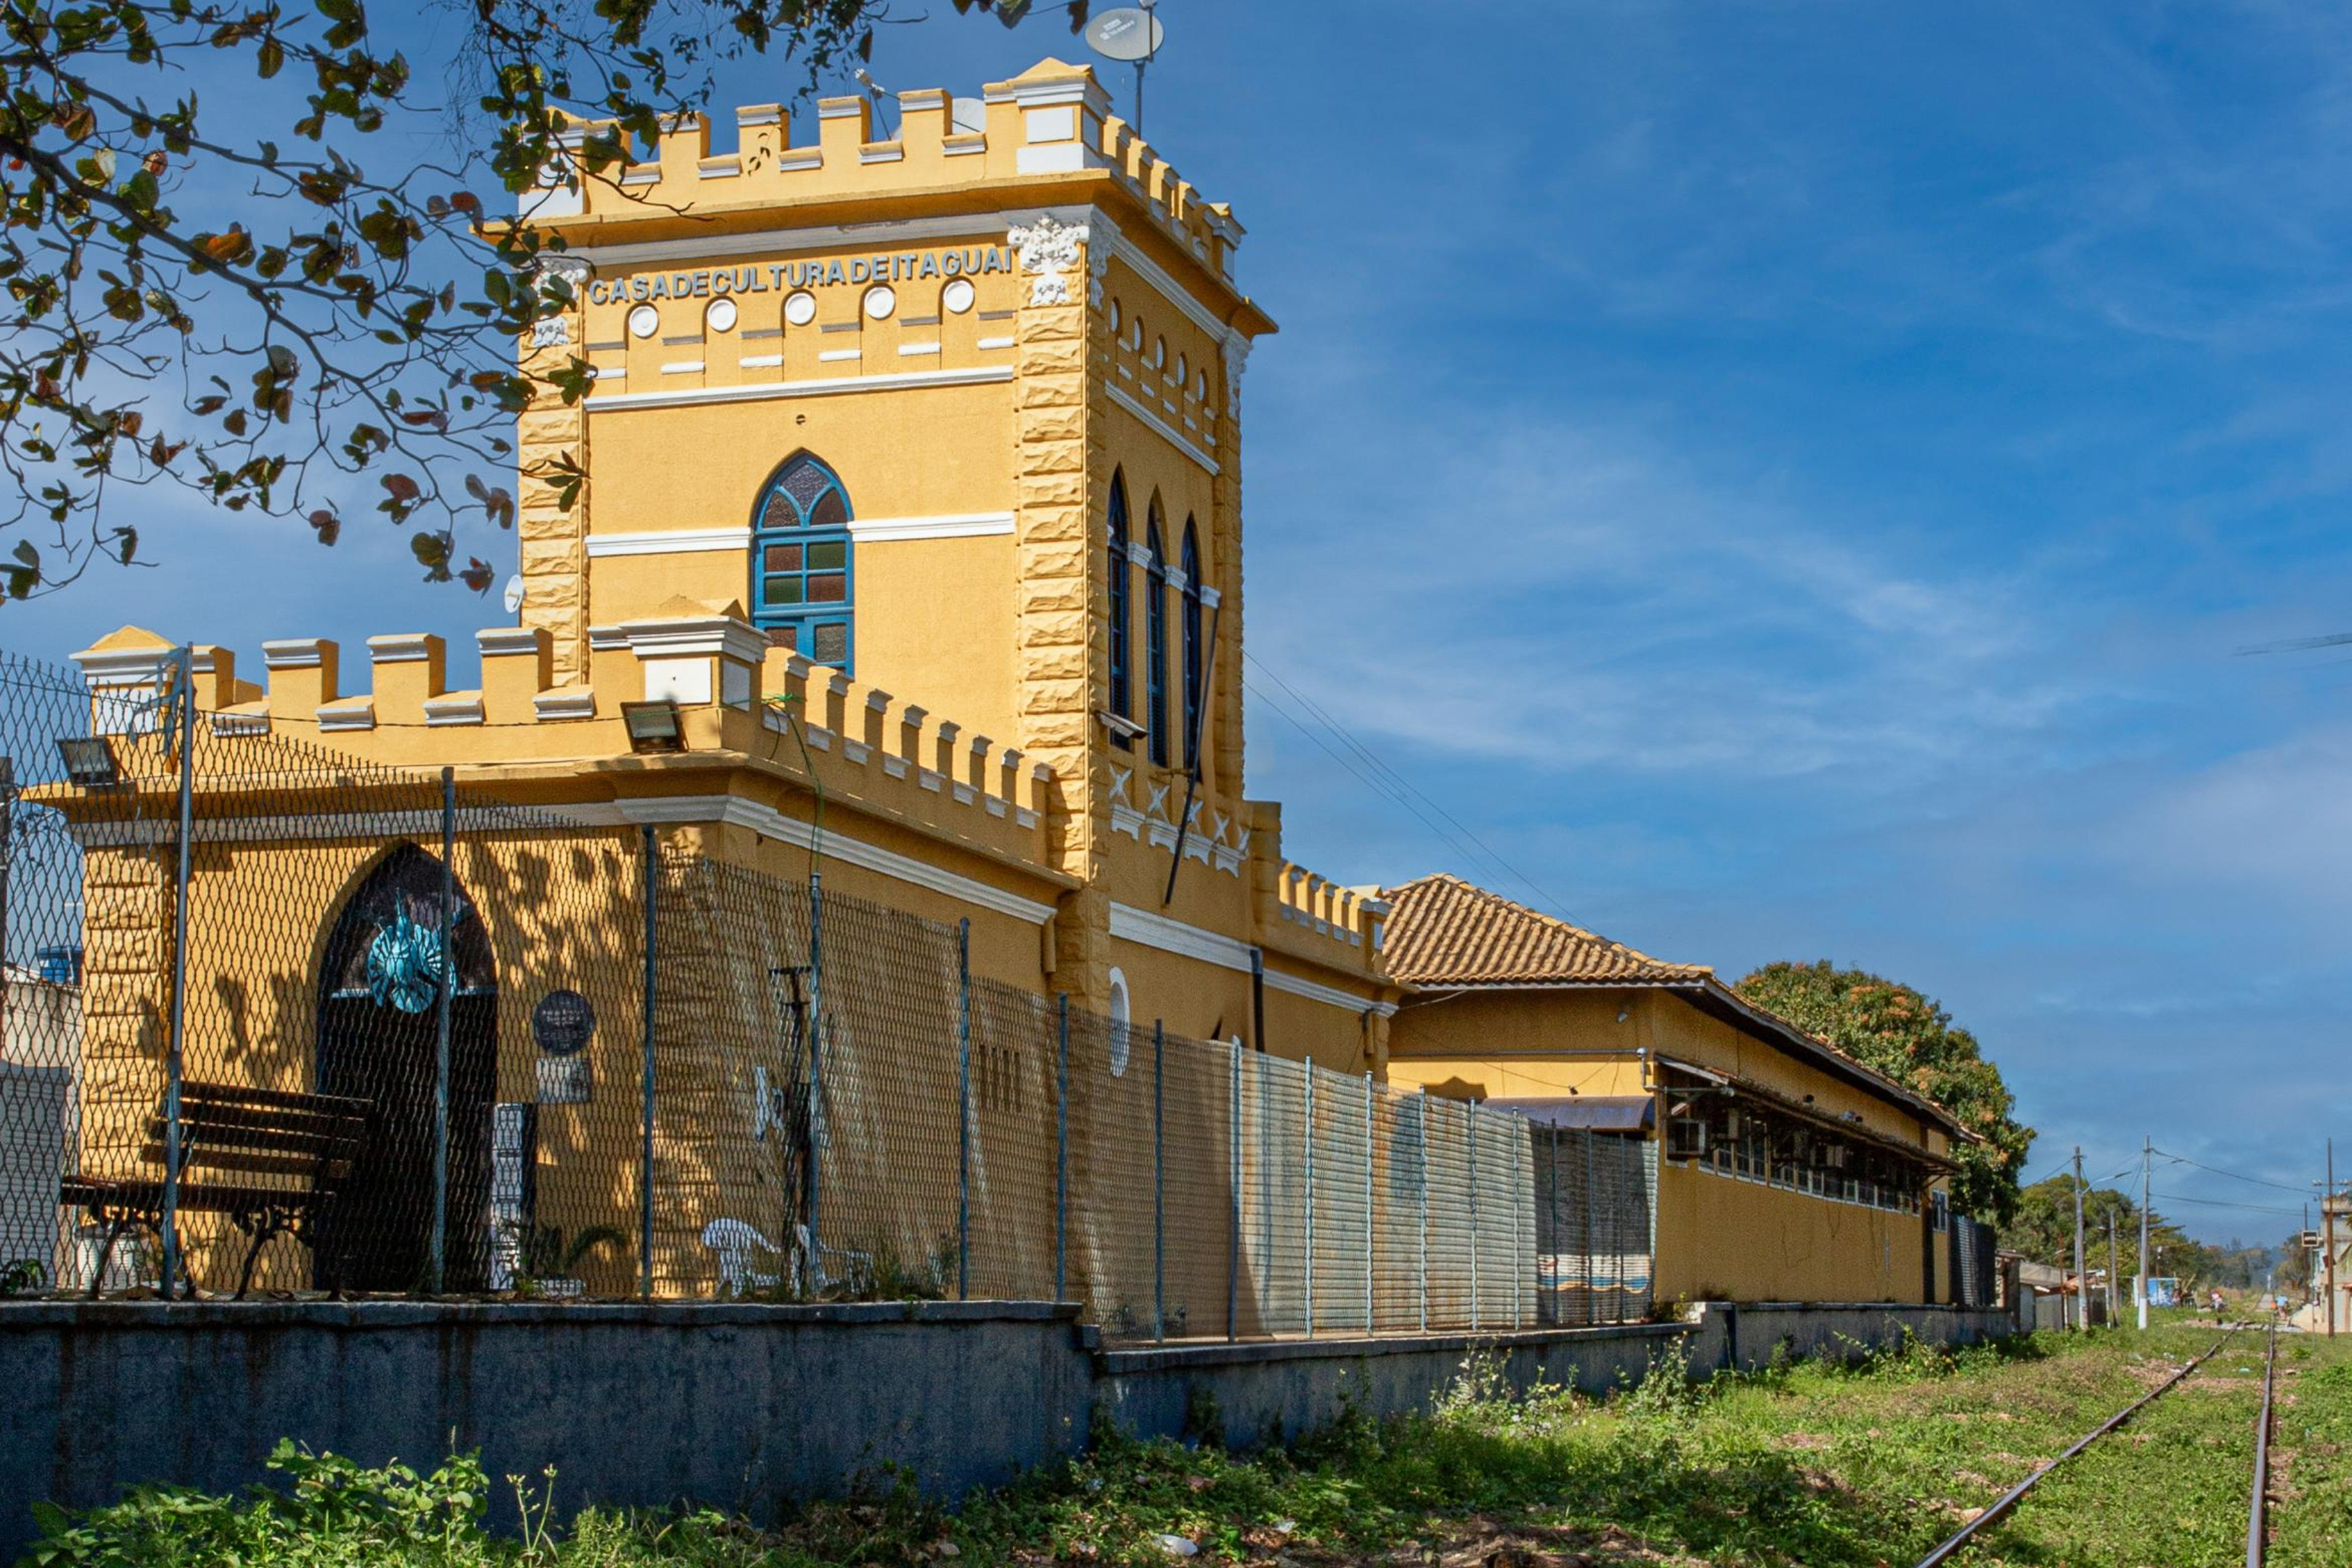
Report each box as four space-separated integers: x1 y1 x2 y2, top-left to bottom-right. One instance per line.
22 1315 2352 1567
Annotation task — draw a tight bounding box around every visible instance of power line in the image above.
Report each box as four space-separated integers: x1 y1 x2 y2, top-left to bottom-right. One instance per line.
2150 1146 2310 1195
1243 652 1578 920
2150 1191 2304 1217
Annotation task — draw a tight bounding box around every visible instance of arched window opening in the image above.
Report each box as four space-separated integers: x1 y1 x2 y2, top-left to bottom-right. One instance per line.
1144 505 1169 768
751 454 854 672
1107 472 1133 748
1107 967 1132 1077
1181 518 1204 773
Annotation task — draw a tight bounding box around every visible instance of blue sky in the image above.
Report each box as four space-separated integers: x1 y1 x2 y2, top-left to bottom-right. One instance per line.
13 0 2351 1243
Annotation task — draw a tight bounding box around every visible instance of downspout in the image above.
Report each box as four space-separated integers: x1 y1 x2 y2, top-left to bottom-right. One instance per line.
1250 945 1266 1053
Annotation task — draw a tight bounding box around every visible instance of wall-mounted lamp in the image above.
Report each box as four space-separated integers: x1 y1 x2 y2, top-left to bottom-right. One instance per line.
620 700 684 753
55 736 121 788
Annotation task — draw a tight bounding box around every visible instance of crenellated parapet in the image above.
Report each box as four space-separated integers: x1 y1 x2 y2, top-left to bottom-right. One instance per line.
1274 860 1388 967
523 59 1241 286
67 615 1055 875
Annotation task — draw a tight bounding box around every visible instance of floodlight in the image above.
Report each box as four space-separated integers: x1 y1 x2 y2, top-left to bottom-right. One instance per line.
55 736 121 788
620 700 684 753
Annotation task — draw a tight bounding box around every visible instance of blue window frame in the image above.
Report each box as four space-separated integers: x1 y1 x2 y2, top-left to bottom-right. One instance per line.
1145 505 1169 768
1181 518 1203 772
750 454 854 672
1107 474 1132 749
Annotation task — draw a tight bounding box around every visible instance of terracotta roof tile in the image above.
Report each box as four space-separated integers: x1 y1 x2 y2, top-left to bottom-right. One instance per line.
1379 874 1712 987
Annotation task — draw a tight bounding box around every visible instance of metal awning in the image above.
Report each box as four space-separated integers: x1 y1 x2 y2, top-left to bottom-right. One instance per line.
1484 1095 1655 1132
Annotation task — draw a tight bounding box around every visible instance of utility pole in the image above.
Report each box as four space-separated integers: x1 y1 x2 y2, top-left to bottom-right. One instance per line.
2073 1146 2087 1332
2116 1213 2135 1335
2137 1136 2151 1331
2329 1139 2338 1338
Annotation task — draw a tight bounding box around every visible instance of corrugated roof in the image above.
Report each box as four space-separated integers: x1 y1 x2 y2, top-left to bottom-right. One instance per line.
1379 874 1712 987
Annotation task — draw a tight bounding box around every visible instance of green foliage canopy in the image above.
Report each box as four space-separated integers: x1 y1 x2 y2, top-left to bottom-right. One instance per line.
1735 960 2033 1225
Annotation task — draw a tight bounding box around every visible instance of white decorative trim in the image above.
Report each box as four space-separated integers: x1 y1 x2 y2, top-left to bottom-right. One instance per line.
477 627 546 659
897 341 941 356
424 693 486 726
1108 902 1396 1016
859 144 905 164
976 335 1015 350
1008 215 1088 307
208 709 270 737
587 528 749 558
366 633 437 664
739 354 783 369
660 360 705 375
621 792 1057 923
564 210 1073 271
586 364 1011 413
1111 804 1144 840
850 512 1014 542
1200 586 1222 608
1106 383 1219 475
260 638 328 670
535 687 597 721
611 615 768 666
817 348 863 362
1105 226 1233 346
316 702 375 732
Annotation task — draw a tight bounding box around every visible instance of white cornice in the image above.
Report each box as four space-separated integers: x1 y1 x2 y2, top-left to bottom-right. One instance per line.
560 208 1087 271
1108 902 1394 1016
366 633 438 664
619 792 1057 924
584 513 1015 558
477 627 547 659
1102 225 1233 346
585 363 1012 414
613 615 769 666
1105 383 1219 476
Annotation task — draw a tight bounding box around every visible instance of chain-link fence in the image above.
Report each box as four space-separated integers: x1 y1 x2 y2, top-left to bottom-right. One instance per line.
0 645 1654 1337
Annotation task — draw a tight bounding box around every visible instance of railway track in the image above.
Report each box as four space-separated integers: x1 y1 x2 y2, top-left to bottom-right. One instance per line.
1909 1328 2272 1568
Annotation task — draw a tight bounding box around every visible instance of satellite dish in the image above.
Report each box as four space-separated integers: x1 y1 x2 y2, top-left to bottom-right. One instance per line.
1084 6 1163 62
502 574 526 615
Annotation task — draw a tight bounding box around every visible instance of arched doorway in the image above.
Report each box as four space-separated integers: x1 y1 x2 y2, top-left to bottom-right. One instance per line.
312 845 498 1291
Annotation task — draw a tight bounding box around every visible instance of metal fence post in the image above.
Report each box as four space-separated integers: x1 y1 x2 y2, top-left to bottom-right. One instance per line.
1417 1087 1429 1333
429 766 455 1294
803 873 825 1284
1512 1120 1523 1326
1054 992 1068 1303
1152 1020 1165 1342
1302 1065 1316 1338
638 824 658 1300
158 649 195 1300
1363 1073 1375 1335
1583 1130 1597 1325
955 918 972 1300
1468 1102 1481 1331
1227 1038 1240 1343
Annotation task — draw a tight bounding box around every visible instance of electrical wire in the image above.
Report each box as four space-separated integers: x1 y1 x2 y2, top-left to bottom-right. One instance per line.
1243 654 1580 920
2150 1192 2305 1217
2151 1146 2311 1195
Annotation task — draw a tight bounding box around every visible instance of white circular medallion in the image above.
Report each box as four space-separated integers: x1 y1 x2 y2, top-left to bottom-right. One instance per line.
863 284 896 320
705 297 738 334
942 278 976 316
783 290 817 326
627 303 659 339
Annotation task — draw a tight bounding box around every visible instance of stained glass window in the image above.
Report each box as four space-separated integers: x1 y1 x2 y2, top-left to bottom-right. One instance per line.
1107 474 1132 748
750 454 854 672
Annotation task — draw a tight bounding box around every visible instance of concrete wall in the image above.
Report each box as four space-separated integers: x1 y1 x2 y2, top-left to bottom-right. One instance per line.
0 1297 2022 1558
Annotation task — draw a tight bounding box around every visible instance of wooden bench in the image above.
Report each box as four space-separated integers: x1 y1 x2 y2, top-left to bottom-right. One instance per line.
61 1080 374 1298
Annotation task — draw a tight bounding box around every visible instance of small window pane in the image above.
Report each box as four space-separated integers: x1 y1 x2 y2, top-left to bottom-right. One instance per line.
764 544 802 571
806 574 847 603
807 539 846 569
779 460 830 512
765 626 798 651
764 577 802 606
811 624 849 664
808 490 848 528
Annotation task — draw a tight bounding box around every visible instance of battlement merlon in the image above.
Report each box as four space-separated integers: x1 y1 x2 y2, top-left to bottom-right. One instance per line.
514 58 1273 338
66 617 1058 869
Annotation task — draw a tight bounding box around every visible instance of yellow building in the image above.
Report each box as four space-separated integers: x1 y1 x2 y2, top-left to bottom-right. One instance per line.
1380 876 1973 1305
45 57 1970 1310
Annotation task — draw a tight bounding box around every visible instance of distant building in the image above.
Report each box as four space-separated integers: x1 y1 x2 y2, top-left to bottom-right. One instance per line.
1 958 80 1286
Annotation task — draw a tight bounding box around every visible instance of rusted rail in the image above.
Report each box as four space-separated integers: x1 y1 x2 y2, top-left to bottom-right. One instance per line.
2247 1323 2277 1568
1911 1334 2234 1568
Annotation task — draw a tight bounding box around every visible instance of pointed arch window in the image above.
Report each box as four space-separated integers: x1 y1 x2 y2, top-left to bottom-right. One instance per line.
1181 518 1204 773
1107 474 1133 750
751 454 854 672
1145 505 1169 768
